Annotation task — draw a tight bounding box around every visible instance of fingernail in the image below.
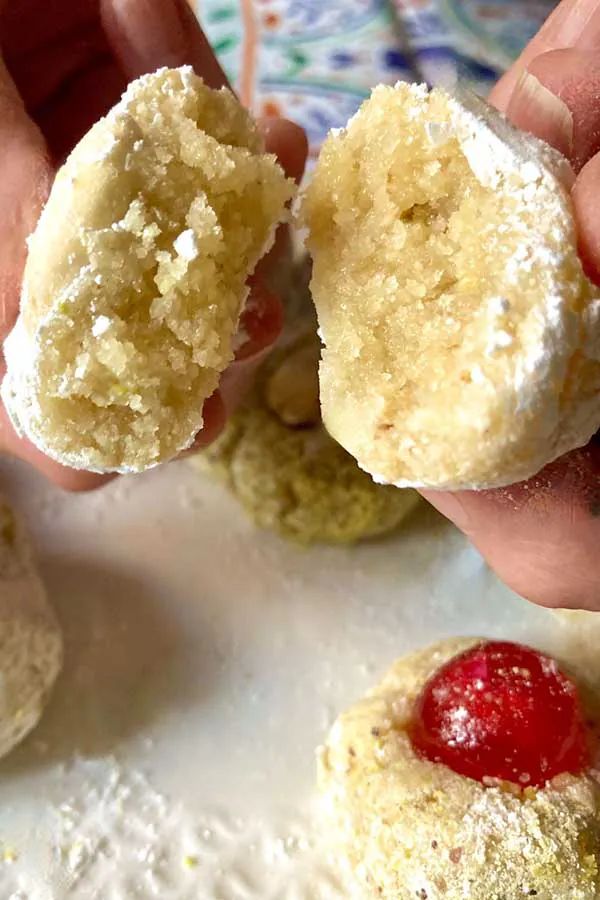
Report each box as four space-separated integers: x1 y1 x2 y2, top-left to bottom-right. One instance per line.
108 0 189 77
188 390 227 450
507 70 574 160
419 490 473 534
258 117 309 184
234 284 283 361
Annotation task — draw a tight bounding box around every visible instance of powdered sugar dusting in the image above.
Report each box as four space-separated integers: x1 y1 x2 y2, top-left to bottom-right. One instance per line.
0 455 598 897
321 637 600 899
173 229 198 262
0 757 353 899
441 704 481 748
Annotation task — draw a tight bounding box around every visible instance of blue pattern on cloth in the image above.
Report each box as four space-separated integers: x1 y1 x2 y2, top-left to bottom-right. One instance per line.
196 0 557 156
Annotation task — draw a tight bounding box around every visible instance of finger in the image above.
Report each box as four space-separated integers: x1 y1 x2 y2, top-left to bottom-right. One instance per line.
235 279 283 362
0 58 108 490
0 56 51 341
253 117 308 283
214 280 282 419
1 18 107 112
489 0 600 111
219 273 289 417
219 346 273 417
101 0 229 88
573 150 600 281
1 0 126 161
258 117 308 185
180 390 227 454
425 16 600 610
229 119 307 369
506 49 600 173
422 442 600 610
0 406 113 491
503 66 574 160
0 0 97 61
28 458 114 492
49 470 114 491
37 56 126 164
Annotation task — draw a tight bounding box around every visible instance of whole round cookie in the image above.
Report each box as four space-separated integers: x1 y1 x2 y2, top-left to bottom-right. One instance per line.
319 638 600 899
196 331 419 544
2 66 293 473
303 82 600 489
0 498 62 758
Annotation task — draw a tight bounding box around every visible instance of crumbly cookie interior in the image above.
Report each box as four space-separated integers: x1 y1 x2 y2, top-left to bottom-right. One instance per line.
27 71 292 471
304 84 586 487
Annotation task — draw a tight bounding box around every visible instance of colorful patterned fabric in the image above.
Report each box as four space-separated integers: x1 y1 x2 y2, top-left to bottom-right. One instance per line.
195 0 557 157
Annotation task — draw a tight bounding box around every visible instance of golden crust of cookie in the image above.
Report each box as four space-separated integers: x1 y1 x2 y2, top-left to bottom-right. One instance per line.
319 638 600 900
2 67 294 473
303 83 600 490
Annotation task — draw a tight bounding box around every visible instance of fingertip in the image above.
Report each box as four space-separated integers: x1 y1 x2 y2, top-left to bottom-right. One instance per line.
48 469 116 492
0 406 114 490
573 151 600 284
0 60 51 329
235 279 283 361
505 65 574 160
187 389 227 451
101 0 229 87
219 348 270 416
419 489 474 535
508 48 600 173
489 0 600 113
213 281 283 416
489 68 521 113
259 116 308 184
422 445 600 610
571 153 600 284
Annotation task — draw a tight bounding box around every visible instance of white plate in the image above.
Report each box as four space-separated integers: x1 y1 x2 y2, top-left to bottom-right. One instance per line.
0 456 596 898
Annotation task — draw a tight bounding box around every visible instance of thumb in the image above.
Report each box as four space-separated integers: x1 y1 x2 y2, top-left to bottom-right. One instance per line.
502 63 573 162
0 56 112 490
0 55 51 339
504 48 600 174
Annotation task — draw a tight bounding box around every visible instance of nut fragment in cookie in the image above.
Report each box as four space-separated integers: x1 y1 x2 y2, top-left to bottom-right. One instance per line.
2 67 294 473
303 83 600 490
319 638 600 900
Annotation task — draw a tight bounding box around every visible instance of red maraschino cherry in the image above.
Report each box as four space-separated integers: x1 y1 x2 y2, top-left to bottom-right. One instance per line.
409 640 590 788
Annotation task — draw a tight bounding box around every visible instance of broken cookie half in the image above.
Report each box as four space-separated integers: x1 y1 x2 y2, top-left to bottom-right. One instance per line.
303 83 600 490
2 67 294 473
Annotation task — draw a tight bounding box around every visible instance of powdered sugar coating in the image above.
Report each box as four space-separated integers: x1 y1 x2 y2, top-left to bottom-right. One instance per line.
304 83 600 490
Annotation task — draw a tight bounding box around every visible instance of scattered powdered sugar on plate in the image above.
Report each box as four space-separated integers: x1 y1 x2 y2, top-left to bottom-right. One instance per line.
4 757 355 900
0 458 598 898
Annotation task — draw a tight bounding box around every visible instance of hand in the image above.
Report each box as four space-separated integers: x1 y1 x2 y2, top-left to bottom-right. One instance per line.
423 0 600 611
0 0 307 490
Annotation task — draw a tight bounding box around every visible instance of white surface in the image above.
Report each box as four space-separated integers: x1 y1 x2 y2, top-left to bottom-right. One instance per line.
0 456 596 897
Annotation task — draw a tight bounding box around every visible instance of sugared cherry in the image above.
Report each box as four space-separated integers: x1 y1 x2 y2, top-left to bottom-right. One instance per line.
409 640 591 788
